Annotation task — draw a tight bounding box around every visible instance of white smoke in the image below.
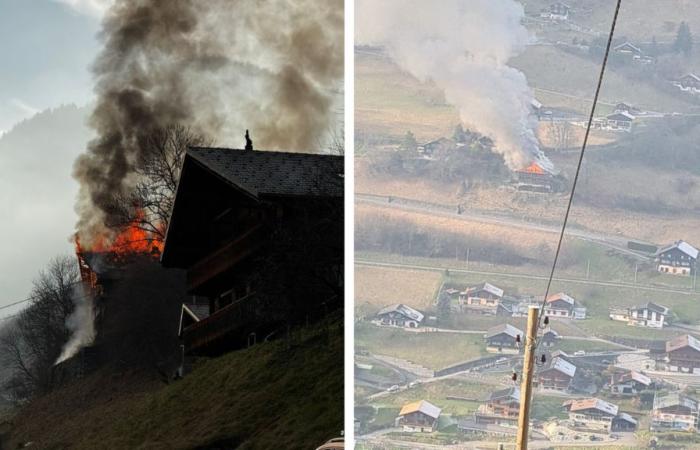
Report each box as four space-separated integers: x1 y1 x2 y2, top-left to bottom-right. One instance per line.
356 0 547 170
55 284 96 365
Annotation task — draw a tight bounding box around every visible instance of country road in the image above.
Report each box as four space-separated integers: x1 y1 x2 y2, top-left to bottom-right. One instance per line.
355 193 652 260
355 258 699 297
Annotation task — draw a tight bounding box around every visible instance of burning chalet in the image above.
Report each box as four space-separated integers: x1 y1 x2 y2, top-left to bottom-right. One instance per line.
161 146 343 356
513 160 563 193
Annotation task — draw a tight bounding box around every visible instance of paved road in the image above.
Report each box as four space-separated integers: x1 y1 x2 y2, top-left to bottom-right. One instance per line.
356 258 699 297
356 193 652 261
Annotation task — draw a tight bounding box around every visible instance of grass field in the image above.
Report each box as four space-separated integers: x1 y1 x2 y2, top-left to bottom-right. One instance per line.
4 318 343 450
355 264 442 314
368 377 567 422
357 250 700 341
355 322 488 370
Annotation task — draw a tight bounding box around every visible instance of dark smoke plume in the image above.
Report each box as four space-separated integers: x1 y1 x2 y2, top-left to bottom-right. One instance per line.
74 0 344 246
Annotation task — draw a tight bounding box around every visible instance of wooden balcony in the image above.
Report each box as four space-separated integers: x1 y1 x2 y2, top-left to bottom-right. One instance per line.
183 292 263 355
187 225 264 292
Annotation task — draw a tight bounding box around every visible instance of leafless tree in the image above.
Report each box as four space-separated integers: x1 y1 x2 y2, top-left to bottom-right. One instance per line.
549 120 573 151
107 124 211 242
0 256 80 400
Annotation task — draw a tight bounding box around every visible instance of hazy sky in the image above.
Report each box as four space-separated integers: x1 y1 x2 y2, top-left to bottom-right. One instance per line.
0 0 105 133
0 1 106 317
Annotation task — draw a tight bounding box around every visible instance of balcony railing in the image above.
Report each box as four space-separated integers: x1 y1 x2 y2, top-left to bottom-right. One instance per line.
183 292 263 353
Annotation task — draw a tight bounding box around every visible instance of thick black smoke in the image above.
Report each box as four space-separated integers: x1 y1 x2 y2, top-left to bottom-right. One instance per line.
74 0 344 245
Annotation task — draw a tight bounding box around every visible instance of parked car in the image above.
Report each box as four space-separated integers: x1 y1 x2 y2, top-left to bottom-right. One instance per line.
316 437 344 450
387 385 400 392
574 350 586 356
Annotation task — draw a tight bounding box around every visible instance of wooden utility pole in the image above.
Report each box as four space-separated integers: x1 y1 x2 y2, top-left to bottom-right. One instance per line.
516 306 539 450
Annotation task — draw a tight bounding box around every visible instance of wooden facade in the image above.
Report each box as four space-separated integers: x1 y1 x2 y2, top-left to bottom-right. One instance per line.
666 335 700 373
656 241 698 276
161 147 343 356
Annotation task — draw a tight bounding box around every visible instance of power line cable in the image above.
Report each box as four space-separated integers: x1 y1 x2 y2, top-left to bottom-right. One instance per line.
534 0 623 352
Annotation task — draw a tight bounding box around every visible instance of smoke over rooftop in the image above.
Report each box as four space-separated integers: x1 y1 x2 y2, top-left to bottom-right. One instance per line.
356 0 547 171
74 0 343 246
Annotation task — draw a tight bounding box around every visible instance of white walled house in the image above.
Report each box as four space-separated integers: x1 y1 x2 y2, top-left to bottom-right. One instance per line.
656 240 698 276
609 302 669 329
376 304 424 328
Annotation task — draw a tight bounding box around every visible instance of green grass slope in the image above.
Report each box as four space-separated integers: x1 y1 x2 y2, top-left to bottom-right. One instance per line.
3 319 343 450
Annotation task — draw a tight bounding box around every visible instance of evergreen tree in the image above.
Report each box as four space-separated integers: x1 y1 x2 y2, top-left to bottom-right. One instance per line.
401 130 418 152
453 124 466 143
674 22 693 57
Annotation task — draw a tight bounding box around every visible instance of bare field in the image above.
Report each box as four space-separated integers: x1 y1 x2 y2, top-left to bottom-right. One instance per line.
356 202 559 251
355 51 458 140
355 264 441 311
356 165 700 245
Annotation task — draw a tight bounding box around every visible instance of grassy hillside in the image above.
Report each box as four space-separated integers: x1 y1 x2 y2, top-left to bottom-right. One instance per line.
2 317 343 450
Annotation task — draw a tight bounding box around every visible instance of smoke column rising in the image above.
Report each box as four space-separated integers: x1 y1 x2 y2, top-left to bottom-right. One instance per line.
55 284 96 364
74 0 344 245
356 0 547 170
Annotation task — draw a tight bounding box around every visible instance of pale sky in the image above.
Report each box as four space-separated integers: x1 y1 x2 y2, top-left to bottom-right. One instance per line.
0 1 104 134
0 1 106 317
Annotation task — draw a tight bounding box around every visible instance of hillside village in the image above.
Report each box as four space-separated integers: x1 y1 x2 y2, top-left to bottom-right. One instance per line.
355 1 700 448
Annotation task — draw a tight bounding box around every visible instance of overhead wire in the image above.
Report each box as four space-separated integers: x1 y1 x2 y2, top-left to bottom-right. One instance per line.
534 0 623 354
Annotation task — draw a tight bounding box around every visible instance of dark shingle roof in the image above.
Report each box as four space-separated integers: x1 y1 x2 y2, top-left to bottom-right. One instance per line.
187 147 343 199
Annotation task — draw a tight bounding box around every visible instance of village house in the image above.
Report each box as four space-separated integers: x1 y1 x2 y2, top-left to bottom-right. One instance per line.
161 146 343 356
608 370 652 396
537 356 577 391
418 137 453 157
656 240 698 276
651 393 699 432
459 282 511 315
484 324 523 354
544 293 586 319
563 398 619 431
396 400 442 432
665 334 700 374
540 2 570 20
614 102 641 115
609 302 669 329
605 111 635 131
614 42 642 57
673 74 700 94
475 387 520 427
376 303 424 328
540 328 560 348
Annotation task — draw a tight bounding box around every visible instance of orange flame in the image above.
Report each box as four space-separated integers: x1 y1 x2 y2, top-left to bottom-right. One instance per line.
517 161 546 175
76 211 164 258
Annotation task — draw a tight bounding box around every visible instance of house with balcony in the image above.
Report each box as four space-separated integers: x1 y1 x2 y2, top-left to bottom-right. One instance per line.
609 302 669 328
396 400 442 432
162 146 343 356
651 393 699 432
656 240 698 276
475 387 520 427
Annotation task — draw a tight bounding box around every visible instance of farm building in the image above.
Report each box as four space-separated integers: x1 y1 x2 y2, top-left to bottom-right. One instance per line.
651 393 699 432
655 240 698 276
563 398 621 431
376 303 424 328
665 334 700 373
459 282 511 316
673 74 700 94
396 400 442 432
609 302 669 329
540 2 569 20
161 146 343 356
475 387 520 427
484 324 523 354
608 370 652 396
536 356 577 391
